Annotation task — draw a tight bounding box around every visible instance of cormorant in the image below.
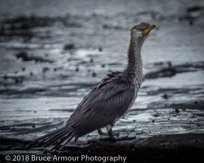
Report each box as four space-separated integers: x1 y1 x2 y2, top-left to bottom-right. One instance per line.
31 22 156 148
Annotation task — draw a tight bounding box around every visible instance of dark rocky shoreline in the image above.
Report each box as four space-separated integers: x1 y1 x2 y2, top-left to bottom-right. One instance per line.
0 133 204 162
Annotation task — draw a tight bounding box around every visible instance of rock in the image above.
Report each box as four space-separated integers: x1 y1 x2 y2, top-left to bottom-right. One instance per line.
64 43 75 50
175 108 179 114
145 68 176 79
90 58 94 62
42 67 50 73
178 6 204 24
15 51 53 63
75 67 79 72
103 24 109 29
147 100 204 110
3 75 8 80
2 75 24 83
0 15 81 38
145 61 204 80
162 94 168 99
98 47 103 52
92 72 96 77
187 6 204 13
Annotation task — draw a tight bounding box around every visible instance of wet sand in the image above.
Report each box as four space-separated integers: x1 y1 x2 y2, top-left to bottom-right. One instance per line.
0 99 204 162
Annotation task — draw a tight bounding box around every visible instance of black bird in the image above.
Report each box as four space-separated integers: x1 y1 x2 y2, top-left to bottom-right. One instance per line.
31 22 156 148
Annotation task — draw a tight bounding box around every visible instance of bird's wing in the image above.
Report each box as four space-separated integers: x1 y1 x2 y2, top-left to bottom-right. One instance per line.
66 76 136 136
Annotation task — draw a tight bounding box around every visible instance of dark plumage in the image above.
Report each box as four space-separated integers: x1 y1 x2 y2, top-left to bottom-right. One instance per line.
30 22 156 148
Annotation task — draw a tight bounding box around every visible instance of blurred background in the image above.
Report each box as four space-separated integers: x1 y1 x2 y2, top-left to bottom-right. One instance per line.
0 0 204 142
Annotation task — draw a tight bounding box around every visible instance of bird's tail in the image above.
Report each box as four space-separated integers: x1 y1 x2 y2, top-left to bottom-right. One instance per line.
28 126 75 148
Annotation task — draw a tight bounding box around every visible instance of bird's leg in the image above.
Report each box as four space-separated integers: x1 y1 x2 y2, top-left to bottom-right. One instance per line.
99 125 116 140
98 126 114 140
107 128 116 140
74 136 78 143
101 125 136 141
98 129 106 135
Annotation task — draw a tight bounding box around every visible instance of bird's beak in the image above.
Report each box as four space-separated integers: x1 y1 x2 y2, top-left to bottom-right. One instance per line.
142 25 156 36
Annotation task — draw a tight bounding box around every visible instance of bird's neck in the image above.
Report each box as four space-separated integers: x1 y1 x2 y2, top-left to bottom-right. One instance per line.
126 38 143 86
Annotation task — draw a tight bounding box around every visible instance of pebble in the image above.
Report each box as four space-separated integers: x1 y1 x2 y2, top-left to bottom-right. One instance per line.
92 72 96 77
175 108 179 114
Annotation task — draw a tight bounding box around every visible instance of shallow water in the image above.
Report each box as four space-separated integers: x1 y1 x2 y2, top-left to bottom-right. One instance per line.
0 0 204 144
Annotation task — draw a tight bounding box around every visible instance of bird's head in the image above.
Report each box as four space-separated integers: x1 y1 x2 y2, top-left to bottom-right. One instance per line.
131 22 156 41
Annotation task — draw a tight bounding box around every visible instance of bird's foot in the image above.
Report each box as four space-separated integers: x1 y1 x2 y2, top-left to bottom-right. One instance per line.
99 129 136 141
99 135 136 141
98 128 116 140
99 135 113 140
100 129 135 141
